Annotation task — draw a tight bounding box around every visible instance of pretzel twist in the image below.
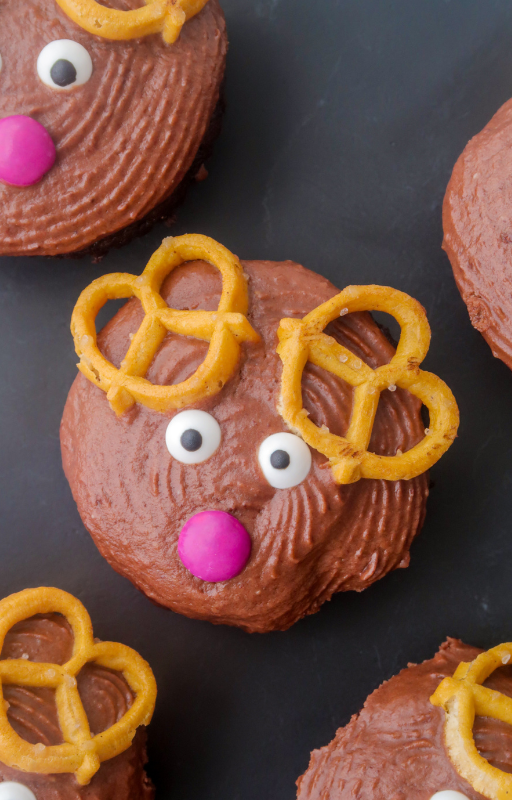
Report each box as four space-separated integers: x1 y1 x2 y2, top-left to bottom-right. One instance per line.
430 644 512 800
277 285 459 484
0 588 156 785
54 0 209 44
71 234 260 416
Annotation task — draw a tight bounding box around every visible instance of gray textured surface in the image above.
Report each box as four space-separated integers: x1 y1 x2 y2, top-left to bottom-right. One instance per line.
1 0 512 797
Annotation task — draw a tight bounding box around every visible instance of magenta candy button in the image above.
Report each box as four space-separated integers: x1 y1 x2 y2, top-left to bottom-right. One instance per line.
178 510 252 583
0 115 56 187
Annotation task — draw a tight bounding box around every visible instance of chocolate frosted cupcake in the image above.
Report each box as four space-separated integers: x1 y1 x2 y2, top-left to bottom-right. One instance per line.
0 0 226 257
61 234 458 633
297 638 512 800
0 587 156 800
444 100 512 370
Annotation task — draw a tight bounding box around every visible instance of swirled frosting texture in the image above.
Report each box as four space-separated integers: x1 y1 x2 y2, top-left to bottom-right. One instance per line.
296 638 512 800
444 98 512 370
0 0 226 256
0 614 153 800
61 260 429 633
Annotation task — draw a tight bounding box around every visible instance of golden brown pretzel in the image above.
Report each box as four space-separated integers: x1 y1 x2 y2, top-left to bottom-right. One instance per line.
431 643 512 800
0 587 156 785
54 0 209 44
71 234 260 415
277 284 459 483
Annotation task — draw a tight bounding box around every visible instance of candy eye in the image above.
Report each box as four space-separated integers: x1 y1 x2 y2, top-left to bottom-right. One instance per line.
37 40 92 89
258 432 312 489
0 783 38 800
429 793 469 800
165 410 221 465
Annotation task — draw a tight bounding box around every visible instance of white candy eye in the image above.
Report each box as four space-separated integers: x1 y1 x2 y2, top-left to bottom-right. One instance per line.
0 783 37 800
429 793 470 800
37 40 92 89
258 432 312 489
165 410 221 465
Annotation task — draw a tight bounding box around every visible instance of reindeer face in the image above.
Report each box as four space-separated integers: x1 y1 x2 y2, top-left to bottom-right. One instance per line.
61 254 430 633
0 0 226 255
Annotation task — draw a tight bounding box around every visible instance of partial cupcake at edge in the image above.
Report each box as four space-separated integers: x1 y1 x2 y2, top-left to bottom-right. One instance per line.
60 233 459 633
0 586 156 800
444 85 512 371
0 0 226 257
297 637 512 800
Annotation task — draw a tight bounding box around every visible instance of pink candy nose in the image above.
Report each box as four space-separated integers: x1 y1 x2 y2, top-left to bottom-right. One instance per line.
0 116 56 187
178 510 252 583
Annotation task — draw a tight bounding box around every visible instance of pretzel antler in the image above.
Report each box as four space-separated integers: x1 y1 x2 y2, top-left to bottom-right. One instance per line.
0 587 156 785
71 234 260 415
431 644 512 800
54 0 209 44
277 285 459 484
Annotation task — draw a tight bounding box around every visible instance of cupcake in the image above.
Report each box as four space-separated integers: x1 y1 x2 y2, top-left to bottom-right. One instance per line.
296 638 512 800
0 0 226 257
444 99 512 370
0 587 156 800
61 233 458 633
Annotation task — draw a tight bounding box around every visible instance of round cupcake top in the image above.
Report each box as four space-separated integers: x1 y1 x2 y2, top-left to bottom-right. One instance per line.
0 588 156 787
0 0 226 255
444 97 512 371
61 234 457 631
297 639 512 800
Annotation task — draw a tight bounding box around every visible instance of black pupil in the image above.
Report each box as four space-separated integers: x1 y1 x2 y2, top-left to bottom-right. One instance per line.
180 429 203 452
50 59 77 87
270 449 290 470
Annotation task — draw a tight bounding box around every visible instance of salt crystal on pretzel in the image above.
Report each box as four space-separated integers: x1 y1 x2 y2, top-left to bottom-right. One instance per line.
431 644 512 800
55 0 209 44
277 284 459 484
71 234 260 416
0 587 156 785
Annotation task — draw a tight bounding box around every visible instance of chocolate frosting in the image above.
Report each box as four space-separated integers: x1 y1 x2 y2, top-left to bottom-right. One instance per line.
0 613 153 800
61 258 429 633
296 638 512 800
444 97 512 370
0 0 226 256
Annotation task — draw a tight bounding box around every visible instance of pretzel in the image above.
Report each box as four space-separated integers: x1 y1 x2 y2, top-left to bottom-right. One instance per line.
0 587 156 785
430 644 512 800
71 234 260 416
277 285 459 484
54 0 209 44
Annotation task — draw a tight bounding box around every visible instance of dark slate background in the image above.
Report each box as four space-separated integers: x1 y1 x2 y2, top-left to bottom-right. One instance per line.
1 0 512 797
